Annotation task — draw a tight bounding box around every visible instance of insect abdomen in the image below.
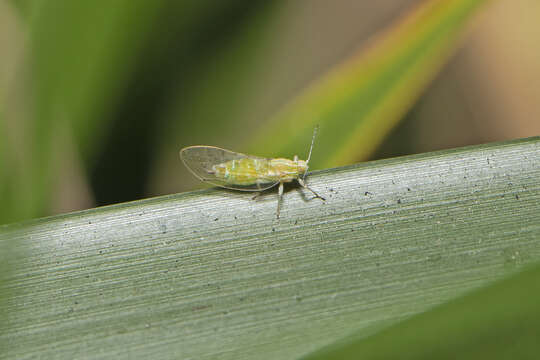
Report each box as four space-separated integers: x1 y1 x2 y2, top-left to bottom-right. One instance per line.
213 158 273 185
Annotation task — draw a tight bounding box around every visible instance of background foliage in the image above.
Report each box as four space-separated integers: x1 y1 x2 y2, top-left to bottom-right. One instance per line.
1 0 539 224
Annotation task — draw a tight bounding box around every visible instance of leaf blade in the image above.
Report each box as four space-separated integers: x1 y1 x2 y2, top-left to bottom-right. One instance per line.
1 136 539 359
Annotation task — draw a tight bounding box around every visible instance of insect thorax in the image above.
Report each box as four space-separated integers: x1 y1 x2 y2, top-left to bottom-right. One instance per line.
269 158 307 182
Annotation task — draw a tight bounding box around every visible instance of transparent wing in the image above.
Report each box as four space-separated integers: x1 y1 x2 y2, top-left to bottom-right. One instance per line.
179 146 279 192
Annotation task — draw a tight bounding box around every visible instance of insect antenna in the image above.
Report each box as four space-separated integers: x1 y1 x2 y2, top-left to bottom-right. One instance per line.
303 125 319 181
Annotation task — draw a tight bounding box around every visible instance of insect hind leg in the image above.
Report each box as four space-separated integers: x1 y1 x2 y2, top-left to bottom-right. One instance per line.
298 178 325 201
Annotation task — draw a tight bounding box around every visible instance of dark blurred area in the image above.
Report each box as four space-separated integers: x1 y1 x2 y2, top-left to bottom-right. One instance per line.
88 1 270 206
0 0 538 222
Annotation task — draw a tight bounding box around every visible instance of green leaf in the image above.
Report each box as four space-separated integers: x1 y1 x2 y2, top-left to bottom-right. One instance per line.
1 136 539 359
249 0 489 168
304 263 540 360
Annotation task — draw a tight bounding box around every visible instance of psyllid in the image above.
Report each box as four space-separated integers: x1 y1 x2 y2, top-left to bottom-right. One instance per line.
180 126 325 218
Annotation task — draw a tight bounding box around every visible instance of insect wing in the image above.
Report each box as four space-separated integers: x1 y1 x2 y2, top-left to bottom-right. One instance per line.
180 146 279 191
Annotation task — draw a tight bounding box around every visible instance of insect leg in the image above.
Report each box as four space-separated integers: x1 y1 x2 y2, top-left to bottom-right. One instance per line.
298 178 325 201
252 192 262 200
276 182 284 218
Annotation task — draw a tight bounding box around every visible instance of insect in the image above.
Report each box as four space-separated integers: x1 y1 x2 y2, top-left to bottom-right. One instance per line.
180 126 325 218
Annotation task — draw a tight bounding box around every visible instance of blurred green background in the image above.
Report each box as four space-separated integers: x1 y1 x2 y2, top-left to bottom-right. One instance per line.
1 0 539 225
